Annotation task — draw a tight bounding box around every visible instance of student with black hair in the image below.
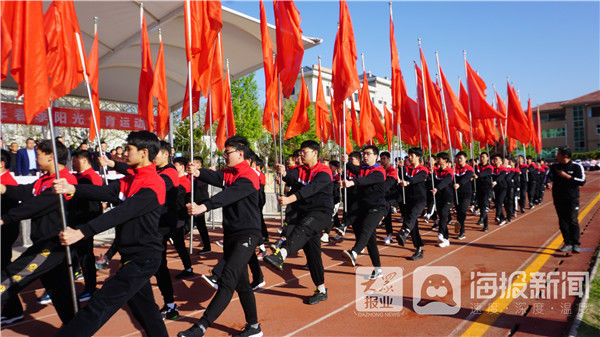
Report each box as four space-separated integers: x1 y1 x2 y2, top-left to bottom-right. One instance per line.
336 151 362 238
547 147 586 253
340 145 386 277
526 155 539 208
503 158 517 222
432 152 454 248
490 154 508 228
71 150 103 302
474 152 493 233
264 140 333 305
453 151 474 240
179 135 263 337
396 147 429 261
320 160 341 243
189 156 212 254
379 151 399 245
0 140 78 325
517 155 529 213
52 130 168 337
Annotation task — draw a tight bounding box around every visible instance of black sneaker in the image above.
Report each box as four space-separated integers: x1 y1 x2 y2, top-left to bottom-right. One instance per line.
74 269 83 280
251 279 266 291
264 251 284 271
396 228 409 247
409 248 423 261
235 323 263 337
175 269 195 279
0 314 24 326
458 234 466 240
78 291 94 302
481 226 488 232
201 274 219 290
161 304 180 320
573 245 581 254
334 225 347 236
178 323 206 337
306 289 328 305
342 250 356 267
558 244 573 253
369 268 383 280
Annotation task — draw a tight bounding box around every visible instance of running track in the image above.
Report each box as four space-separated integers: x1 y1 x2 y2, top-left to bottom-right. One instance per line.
3 172 600 337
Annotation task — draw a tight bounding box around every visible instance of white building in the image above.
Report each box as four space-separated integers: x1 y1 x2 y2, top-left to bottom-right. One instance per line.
289 65 392 118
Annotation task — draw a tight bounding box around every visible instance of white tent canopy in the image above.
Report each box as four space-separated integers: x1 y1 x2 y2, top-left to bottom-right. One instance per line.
3 1 322 111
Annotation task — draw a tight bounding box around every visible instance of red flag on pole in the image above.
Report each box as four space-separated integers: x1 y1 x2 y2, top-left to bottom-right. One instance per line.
216 67 235 150
383 104 393 151
138 12 154 132
332 0 360 116
260 0 279 135
465 61 505 119
506 82 530 144
418 48 444 141
314 63 332 142
526 99 535 147
458 79 472 144
153 37 169 139
389 7 404 134
273 0 304 99
5 1 50 123
0 14 11 81
205 34 224 131
358 72 375 145
43 0 83 101
350 98 361 146
285 72 310 139
440 68 470 147
534 107 542 154
87 30 101 142
371 105 386 145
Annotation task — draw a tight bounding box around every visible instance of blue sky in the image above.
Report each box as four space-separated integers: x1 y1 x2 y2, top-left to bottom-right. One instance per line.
223 0 599 106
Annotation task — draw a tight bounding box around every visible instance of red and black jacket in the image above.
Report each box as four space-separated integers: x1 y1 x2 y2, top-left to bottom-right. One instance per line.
403 164 429 203
518 163 529 183
75 164 166 260
432 166 454 201
283 162 333 215
252 167 267 209
491 166 507 190
175 174 191 223
1 170 19 216
198 160 261 238
346 162 387 209
475 164 493 190
454 164 474 197
73 167 103 225
384 166 399 202
2 168 78 244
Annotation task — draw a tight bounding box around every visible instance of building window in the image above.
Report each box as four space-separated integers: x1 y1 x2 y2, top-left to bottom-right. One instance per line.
597 121 600 135
573 106 585 152
326 86 330 97
542 128 566 138
591 106 600 118
540 110 566 122
354 93 358 102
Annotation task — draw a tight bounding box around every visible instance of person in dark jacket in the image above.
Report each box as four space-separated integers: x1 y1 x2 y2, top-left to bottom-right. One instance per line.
380 151 399 245
15 138 38 176
453 151 475 240
432 152 454 248
52 131 168 337
179 135 263 337
396 148 429 261
264 140 333 305
189 156 212 254
490 154 508 228
1 140 78 325
474 152 493 231
546 147 586 254
526 156 539 209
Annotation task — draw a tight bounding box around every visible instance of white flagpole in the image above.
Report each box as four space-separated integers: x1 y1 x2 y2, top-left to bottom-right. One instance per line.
418 39 436 212
185 0 195 253
462 51 475 161
277 74 284 229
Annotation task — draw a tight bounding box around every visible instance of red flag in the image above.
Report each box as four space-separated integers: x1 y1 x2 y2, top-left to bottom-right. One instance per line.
509 137 517 153
204 34 224 131
273 0 304 99
506 82 530 144
260 0 279 135
383 104 393 151
43 0 83 101
458 79 472 144
184 0 222 99
6 1 50 123
526 99 535 147
389 8 404 134
350 98 361 146
216 70 236 150
371 105 386 145
465 61 505 119
181 78 200 121
342 102 353 153
332 0 360 116
285 72 310 139
314 63 332 142
87 31 101 142
152 38 169 139
1 7 12 81
418 48 444 141
534 107 542 154
329 87 338 144
358 72 375 145
138 14 154 132
440 68 470 148
495 91 507 120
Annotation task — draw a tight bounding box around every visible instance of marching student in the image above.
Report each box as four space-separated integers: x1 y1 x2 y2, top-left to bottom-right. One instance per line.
189 156 212 254
546 147 586 254
474 152 493 231
71 150 103 302
490 154 508 227
340 145 386 277
178 135 263 337
264 140 333 305
379 151 398 245
250 153 269 259
536 159 550 204
336 151 362 238
1 140 78 325
281 150 302 242
52 131 168 337
526 156 539 208
396 147 429 260
453 151 475 240
431 152 454 248
502 158 516 223
423 156 436 222
321 160 341 243
517 155 529 213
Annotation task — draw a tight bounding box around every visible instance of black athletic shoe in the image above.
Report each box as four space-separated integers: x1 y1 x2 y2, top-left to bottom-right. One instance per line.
200 274 219 290
342 250 356 267
175 269 195 279
396 228 409 247
409 248 423 261
178 323 205 337
160 304 180 320
235 323 263 337
481 226 488 232
306 289 328 305
264 251 284 271
251 279 266 291
558 244 573 253
573 245 581 254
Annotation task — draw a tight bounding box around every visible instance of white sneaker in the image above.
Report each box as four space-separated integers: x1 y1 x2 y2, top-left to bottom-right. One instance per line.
384 235 392 245
438 239 450 248
437 233 444 242
361 248 366 254
321 233 329 243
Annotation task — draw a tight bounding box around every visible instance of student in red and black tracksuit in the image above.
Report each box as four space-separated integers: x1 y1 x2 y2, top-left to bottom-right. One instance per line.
53 131 168 337
250 153 269 252
281 150 302 241
0 150 24 325
264 140 333 305
526 156 539 208
474 152 493 228
546 147 586 254
424 156 437 222
71 150 103 302
453 151 474 239
179 136 263 337
536 160 549 204
490 154 508 228
516 155 528 212
340 145 386 275
322 160 342 242
190 156 212 254
502 158 516 223
379 151 398 245
0 140 78 325
336 151 362 238
396 148 429 260
396 156 408 218
432 152 454 248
